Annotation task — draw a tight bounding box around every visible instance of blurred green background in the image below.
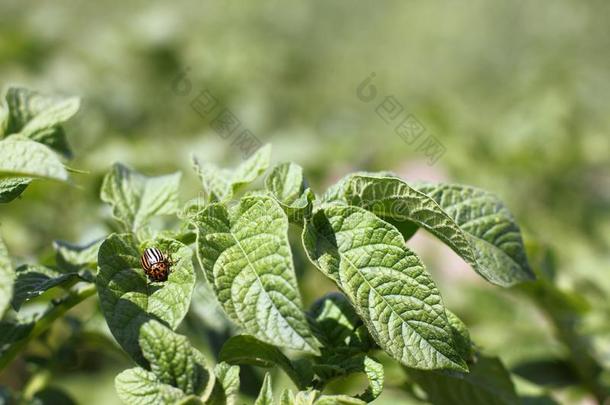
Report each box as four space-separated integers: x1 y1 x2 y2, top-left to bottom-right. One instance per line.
1 1 609 404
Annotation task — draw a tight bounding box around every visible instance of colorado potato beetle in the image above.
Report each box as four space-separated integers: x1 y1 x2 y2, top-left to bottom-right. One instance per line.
140 247 173 282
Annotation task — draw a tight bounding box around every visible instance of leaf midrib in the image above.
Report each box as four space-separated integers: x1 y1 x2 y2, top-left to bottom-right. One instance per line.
437 191 528 276
359 182 530 279
339 243 456 368
347 181 478 265
226 205 312 352
314 209 460 369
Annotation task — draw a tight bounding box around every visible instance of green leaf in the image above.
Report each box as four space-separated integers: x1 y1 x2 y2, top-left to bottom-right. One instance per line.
0 177 30 203
100 163 181 232
294 390 320 405
415 183 535 286
265 163 306 205
191 195 320 354
220 335 306 389
321 171 396 203
324 174 535 287
113 321 214 404
337 174 478 263
314 395 366 405
207 362 240 405
20 97 79 136
325 173 414 240
278 390 366 405
139 320 214 397
26 127 73 159
115 367 186 405
265 162 314 223
11 265 80 310
383 217 419 242
53 238 103 273
0 234 14 317
5 87 61 132
0 137 68 181
4 87 41 127
279 389 295 405
193 144 271 201
0 319 35 350
255 373 274 405
315 355 384 402
4 87 79 157
96 234 195 364
0 103 8 136
303 205 467 371
309 292 369 350
406 354 519 405
356 356 383 402
293 390 318 405
446 310 473 362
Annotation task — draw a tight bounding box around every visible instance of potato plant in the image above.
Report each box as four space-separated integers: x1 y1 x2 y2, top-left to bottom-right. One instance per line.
0 87 608 404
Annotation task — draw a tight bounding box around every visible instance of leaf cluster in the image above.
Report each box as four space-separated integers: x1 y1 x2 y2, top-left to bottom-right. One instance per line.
3 89 607 404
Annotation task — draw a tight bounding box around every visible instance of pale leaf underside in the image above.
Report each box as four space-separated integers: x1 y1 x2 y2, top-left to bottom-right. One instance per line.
415 183 534 286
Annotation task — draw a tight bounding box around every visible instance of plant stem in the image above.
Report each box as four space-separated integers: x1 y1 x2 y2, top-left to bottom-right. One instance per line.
0 284 96 371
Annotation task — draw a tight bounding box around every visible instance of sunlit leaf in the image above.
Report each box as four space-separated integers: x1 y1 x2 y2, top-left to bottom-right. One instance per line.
416 183 535 286
207 362 240 405
115 367 185 405
278 389 366 405
191 195 320 354
303 205 466 371
279 389 295 405
0 136 68 181
100 163 181 232
96 234 195 364
139 320 214 397
254 373 274 405
314 395 366 405
20 97 79 144
193 144 271 201
265 162 314 223
5 87 79 157
337 174 477 263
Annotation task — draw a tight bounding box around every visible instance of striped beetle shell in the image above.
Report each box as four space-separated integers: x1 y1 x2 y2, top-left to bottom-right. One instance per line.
140 247 172 282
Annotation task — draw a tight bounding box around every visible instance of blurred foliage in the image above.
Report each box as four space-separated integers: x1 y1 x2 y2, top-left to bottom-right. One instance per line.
0 0 609 404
